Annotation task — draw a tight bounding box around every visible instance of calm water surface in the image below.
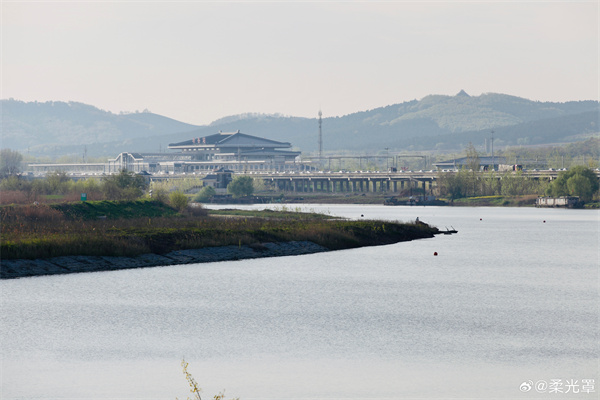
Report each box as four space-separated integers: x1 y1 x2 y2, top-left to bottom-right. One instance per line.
1 205 598 399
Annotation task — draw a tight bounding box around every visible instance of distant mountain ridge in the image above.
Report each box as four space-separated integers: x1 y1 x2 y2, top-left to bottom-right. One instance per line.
1 100 200 153
334 92 597 133
1 92 598 157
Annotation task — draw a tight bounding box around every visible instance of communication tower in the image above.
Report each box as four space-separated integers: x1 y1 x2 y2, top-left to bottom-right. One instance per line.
491 130 495 171
318 109 323 160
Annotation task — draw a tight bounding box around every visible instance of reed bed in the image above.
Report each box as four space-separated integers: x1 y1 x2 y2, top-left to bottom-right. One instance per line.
1 201 438 260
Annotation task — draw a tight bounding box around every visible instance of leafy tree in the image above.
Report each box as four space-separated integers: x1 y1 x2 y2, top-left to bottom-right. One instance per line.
499 171 545 196
102 169 148 200
567 175 593 200
0 149 23 178
151 177 205 194
227 175 254 198
438 168 548 199
194 185 216 203
465 142 480 172
109 169 147 190
46 171 70 194
151 187 169 203
252 177 270 192
547 166 599 201
437 170 468 200
479 171 501 196
0 175 27 191
500 172 520 196
169 190 189 211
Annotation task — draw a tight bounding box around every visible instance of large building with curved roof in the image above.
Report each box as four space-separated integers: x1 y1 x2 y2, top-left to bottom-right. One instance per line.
29 130 308 175
167 130 301 173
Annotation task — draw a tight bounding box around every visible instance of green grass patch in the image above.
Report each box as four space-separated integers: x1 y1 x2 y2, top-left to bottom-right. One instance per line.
50 199 179 220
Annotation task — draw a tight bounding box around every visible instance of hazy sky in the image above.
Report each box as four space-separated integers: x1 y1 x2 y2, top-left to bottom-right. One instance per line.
2 1 598 125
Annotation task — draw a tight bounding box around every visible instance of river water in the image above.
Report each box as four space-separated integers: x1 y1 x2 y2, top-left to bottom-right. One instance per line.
1 205 598 399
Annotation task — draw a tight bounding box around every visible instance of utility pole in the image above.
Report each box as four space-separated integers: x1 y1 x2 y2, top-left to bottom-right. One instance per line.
385 147 389 170
318 110 323 162
491 130 495 171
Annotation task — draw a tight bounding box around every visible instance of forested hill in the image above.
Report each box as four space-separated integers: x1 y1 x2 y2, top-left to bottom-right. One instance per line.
1 100 200 154
2 92 598 157
199 92 599 152
370 91 597 133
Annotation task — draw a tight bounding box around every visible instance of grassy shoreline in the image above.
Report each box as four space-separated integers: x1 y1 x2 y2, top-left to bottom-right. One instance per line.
1 200 440 261
256 193 599 208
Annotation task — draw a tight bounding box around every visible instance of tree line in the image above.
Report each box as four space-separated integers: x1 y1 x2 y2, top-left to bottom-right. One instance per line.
0 170 149 204
0 165 261 209
436 166 599 203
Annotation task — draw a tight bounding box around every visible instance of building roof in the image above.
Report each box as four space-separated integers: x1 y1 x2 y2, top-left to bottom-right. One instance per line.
240 148 301 157
434 156 507 167
213 167 234 173
169 131 292 149
202 168 233 181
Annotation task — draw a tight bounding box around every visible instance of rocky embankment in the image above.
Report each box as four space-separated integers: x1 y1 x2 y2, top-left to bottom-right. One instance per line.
0 241 328 280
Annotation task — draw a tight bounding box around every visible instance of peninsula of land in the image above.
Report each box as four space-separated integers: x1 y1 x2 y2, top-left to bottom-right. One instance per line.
1 201 440 279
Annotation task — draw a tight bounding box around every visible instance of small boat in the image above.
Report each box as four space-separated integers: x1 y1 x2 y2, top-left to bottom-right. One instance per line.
441 226 458 235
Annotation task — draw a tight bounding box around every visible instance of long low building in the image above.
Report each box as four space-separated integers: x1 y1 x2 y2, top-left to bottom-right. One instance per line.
433 156 508 171
29 130 313 174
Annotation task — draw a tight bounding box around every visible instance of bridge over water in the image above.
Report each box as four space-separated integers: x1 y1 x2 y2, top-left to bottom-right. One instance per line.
250 170 570 193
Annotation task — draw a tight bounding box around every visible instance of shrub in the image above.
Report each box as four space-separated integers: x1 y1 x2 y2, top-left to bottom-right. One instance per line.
193 186 216 203
170 191 189 211
102 170 148 200
227 175 254 198
0 175 29 191
151 188 169 203
46 171 71 194
185 203 208 217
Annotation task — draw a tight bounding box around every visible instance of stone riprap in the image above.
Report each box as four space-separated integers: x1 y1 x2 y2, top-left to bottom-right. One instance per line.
0 241 329 280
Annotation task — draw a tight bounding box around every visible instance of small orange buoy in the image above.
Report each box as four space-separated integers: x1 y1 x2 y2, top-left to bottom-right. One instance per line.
433 252 438 256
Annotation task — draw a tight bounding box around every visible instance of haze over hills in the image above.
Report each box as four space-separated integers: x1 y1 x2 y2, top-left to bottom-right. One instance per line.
1 100 200 155
1 92 598 158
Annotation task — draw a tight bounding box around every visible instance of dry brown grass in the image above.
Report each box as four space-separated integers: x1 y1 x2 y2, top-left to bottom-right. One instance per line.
1 201 437 260
0 191 30 205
